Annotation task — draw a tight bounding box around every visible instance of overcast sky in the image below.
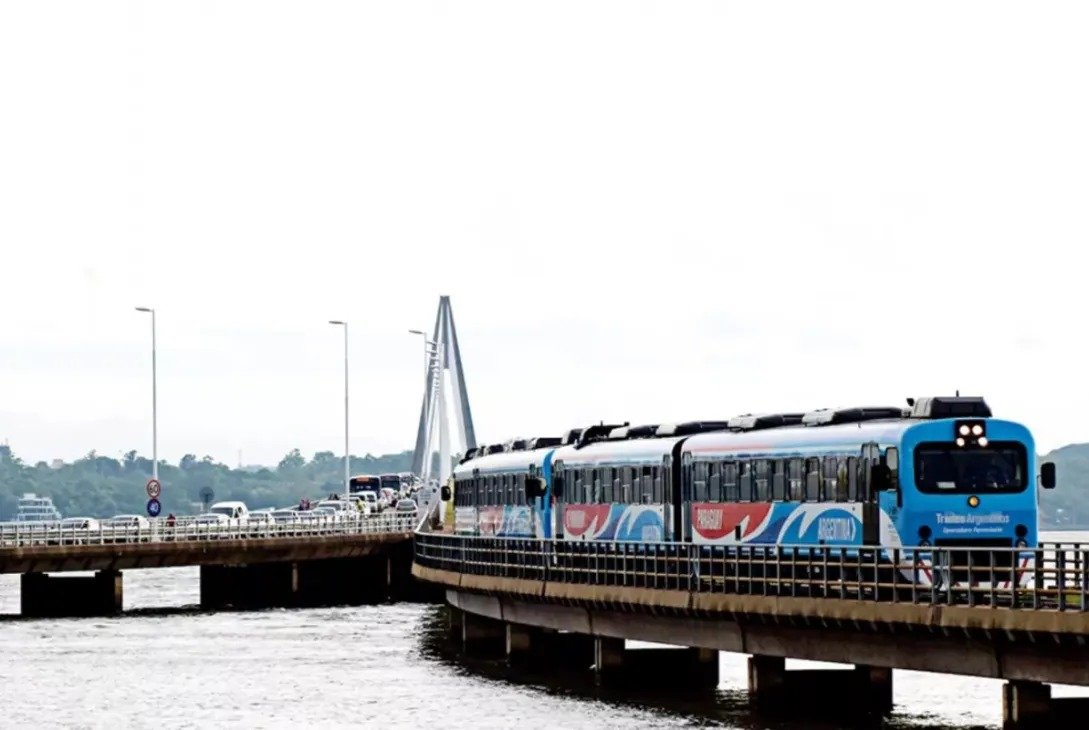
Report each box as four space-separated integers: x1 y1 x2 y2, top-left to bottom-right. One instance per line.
2 2 1088 467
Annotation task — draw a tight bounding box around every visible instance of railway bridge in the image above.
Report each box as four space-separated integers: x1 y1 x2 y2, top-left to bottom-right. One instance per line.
0 514 419 616
413 532 1089 729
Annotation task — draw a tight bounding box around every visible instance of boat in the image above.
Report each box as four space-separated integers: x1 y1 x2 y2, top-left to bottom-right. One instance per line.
14 493 62 522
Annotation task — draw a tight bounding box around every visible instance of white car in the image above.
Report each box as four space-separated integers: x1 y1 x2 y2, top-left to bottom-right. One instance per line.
207 501 250 528
55 517 100 544
246 511 277 533
103 514 151 541
59 517 100 531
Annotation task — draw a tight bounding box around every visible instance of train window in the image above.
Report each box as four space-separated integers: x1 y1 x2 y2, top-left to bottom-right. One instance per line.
847 457 859 502
693 462 708 502
738 462 752 501
754 460 769 501
788 458 804 501
599 468 611 503
708 463 721 502
805 458 821 501
723 462 739 501
553 469 565 500
620 467 632 503
771 461 786 501
640 466 652 503
653 467 663 503
583 467 594 504
818 464 836 503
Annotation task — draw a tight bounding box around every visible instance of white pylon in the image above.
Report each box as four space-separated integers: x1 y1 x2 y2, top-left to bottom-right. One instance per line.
413 296 476 479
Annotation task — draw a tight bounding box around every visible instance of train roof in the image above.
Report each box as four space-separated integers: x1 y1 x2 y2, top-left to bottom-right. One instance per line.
452 446 554 477
551 435 684 467
682 418 913 457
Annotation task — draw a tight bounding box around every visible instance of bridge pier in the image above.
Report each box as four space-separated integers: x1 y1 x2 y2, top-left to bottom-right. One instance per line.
1003 681 1089 729
748 656 892 717
200 555 395 611
21 570 123 618
594 638 718 688
461 612 505 654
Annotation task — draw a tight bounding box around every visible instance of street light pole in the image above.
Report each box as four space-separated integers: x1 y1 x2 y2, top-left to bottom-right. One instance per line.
135 307 158 483
329 320 349 498
408 329 433 376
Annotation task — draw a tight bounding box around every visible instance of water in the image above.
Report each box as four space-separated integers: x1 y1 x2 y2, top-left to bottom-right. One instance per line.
0 533 1086 729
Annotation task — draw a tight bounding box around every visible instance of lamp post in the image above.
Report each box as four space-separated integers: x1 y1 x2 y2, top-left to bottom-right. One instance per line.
408 329 436 376
134 307 158 483
329 320 349 498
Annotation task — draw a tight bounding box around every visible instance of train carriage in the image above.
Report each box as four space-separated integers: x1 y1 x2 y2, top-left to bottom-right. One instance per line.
451 439 559 538
453 396 1056 590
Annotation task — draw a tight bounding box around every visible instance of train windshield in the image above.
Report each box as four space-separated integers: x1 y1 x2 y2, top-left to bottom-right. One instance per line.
914 442 1027 494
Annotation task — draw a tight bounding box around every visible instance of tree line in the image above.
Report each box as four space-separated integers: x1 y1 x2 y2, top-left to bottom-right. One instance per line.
0 445 413 520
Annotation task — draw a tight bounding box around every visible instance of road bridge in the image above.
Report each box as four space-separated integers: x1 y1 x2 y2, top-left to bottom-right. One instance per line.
0 514 418 616
413 533 1089 729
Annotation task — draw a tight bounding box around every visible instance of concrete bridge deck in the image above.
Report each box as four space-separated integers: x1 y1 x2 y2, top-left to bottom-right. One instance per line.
413 533 1089 728
0 514 420 617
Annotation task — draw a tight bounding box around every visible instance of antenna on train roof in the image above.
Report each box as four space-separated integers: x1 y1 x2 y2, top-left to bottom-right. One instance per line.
956 389 960 397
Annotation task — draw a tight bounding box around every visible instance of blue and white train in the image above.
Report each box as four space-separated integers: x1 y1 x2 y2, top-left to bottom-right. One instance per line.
451 396 1056 580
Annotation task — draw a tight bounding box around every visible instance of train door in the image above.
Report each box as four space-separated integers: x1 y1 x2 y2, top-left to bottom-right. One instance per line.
861 443 880 545
671 441 688 542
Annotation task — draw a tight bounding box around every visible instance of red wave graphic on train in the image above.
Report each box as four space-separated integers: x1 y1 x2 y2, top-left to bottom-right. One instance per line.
690 503 773 542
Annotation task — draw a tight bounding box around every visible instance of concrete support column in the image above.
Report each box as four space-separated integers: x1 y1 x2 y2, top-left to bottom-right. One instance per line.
1003 681 1051 729
21 570 123 618
506 623 536 663
857 665 893 715
593 640 718 689
749 656 892 718
593 637 626 681
462 612 504 654
747 655 786 705
201 562 299 610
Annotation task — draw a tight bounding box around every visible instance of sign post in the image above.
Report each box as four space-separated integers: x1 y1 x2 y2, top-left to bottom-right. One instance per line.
146 498 162 518
146 478 161 499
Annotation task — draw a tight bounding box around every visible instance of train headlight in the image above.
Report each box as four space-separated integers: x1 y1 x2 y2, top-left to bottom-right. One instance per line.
967 495 980 508
954 419 986 447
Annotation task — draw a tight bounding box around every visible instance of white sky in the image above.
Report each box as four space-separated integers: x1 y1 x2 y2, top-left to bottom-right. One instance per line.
2 2 1088 466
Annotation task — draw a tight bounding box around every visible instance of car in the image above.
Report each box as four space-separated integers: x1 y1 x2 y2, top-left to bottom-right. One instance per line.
207 501 250 528
395 498 418 516
309 506 348 526
359 492 381 513
59 517 100 531
103 514 151 542
55 517 100 545
270 508 303 525
246 511 277 533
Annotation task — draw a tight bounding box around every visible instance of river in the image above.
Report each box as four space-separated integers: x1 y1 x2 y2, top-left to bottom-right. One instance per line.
1 533 1086 728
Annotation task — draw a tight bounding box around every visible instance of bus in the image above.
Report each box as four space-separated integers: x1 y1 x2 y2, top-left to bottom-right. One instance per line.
348 475 381 495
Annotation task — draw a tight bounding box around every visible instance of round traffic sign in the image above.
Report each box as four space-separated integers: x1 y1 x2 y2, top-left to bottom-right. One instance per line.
146 498 162 517
146 479 162 499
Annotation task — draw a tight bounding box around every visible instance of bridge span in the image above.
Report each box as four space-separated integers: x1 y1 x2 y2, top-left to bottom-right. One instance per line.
413 533 1089 729
0 514 419 617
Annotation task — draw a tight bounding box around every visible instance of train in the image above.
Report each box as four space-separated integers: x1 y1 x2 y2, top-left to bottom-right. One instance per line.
450 396 1056 564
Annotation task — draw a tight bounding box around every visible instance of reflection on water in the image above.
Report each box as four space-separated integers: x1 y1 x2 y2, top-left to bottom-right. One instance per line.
0 532 1085 728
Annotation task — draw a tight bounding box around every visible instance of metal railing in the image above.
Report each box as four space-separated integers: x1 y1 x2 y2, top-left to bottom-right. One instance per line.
415 534 1089 612
0 512 417 549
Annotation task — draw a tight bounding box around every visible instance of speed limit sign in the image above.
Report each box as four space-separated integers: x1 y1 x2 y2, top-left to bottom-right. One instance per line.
146 479 162 499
